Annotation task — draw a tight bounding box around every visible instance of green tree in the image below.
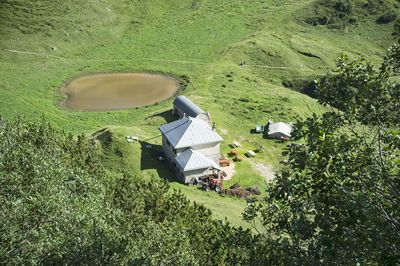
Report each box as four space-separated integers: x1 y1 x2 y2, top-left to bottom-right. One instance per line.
244 41 400 264
394 19 400 36
0 117 256 264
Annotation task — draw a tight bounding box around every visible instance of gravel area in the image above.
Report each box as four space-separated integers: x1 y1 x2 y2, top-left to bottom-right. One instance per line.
253 163 275 181
221 162 236 180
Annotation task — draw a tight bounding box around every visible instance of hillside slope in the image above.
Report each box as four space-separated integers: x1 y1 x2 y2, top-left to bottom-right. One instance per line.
0 0 396 130
0 117 261 264
0 0 398 227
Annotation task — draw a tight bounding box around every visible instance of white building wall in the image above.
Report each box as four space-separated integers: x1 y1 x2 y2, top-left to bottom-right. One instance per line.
182 168 208 184
175 143 220 161
191 142 220 163
162 135 176 163
268 132 290 139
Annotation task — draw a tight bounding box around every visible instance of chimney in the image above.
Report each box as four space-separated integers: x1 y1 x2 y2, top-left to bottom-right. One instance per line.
212 122 216 131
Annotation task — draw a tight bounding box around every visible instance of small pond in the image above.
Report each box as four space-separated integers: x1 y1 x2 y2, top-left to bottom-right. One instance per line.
60 73 180 111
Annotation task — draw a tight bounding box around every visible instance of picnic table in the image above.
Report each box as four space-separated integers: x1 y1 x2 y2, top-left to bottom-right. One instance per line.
247 150 256 157
232 141 241 147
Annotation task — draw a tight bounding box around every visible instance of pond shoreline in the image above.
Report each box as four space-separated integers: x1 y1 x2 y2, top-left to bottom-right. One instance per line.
59 72 182 112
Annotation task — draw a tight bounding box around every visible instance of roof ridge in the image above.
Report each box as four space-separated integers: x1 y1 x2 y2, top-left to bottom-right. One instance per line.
159 117 223 149
174 118 193 148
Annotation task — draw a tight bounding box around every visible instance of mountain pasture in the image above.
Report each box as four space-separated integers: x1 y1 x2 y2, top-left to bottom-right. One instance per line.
0 0 397 227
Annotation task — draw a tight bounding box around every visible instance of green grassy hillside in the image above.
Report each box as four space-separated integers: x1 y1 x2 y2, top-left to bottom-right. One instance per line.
0 0 398 227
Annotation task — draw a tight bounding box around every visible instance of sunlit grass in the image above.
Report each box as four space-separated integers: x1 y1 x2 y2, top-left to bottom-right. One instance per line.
0 0 396 228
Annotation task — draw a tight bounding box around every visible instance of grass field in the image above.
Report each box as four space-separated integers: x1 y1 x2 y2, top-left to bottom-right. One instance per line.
0 0 397 228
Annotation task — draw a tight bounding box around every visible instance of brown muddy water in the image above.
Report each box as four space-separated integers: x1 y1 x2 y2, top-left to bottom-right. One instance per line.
60 73 180 111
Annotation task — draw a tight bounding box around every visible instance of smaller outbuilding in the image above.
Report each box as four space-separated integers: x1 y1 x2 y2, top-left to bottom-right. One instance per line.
267 121 293 139
172 95 210 123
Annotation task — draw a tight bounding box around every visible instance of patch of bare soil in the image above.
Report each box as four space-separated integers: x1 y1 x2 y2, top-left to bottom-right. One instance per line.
5 49 48 55
219 128 228 135
253 163 275 181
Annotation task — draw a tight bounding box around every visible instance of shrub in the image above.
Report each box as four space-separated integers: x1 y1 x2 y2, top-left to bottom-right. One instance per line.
282 77 318 98
333 0 354 13
303 0 400 28
0 117 257 264
377 11 398 24
393 19 400 35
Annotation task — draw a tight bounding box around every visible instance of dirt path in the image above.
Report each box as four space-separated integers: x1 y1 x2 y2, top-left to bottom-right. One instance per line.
4 49 48 55
3 49 210 65
3 49 63 59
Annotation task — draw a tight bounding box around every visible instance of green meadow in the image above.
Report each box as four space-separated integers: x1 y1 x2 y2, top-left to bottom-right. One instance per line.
0 0 397 228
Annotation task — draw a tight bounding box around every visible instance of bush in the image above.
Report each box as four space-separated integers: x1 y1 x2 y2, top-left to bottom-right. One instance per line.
303 0 400 28
333 0 354 13
393 19 400 35
0 116 264 264
282 77 318 98
304 0 356 28
377 11 397 24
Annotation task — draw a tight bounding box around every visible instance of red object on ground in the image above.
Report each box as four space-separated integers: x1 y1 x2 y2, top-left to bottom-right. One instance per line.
219 158 230 167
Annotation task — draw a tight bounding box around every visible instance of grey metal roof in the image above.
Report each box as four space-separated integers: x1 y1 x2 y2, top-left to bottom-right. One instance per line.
173 95 205 117
268 122 292 137
158 117 223 149
175 148 220 172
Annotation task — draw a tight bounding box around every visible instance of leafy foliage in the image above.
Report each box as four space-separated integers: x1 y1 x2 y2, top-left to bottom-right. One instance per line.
394 19 400 36
0 117 257 264
317 54 400 126
0 117 108 264
281 77 320 98
377 11 398 24
244 42 400 264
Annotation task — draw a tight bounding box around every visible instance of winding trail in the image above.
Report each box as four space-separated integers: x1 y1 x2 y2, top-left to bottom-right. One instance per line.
5 49 48 55
2 48 326 70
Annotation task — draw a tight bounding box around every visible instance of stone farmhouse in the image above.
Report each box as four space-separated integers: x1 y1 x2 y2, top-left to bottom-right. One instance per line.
158 116 224 184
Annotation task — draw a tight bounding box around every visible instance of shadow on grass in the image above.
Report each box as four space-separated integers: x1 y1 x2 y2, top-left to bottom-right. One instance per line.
146 109 177 124
139 140 177 183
